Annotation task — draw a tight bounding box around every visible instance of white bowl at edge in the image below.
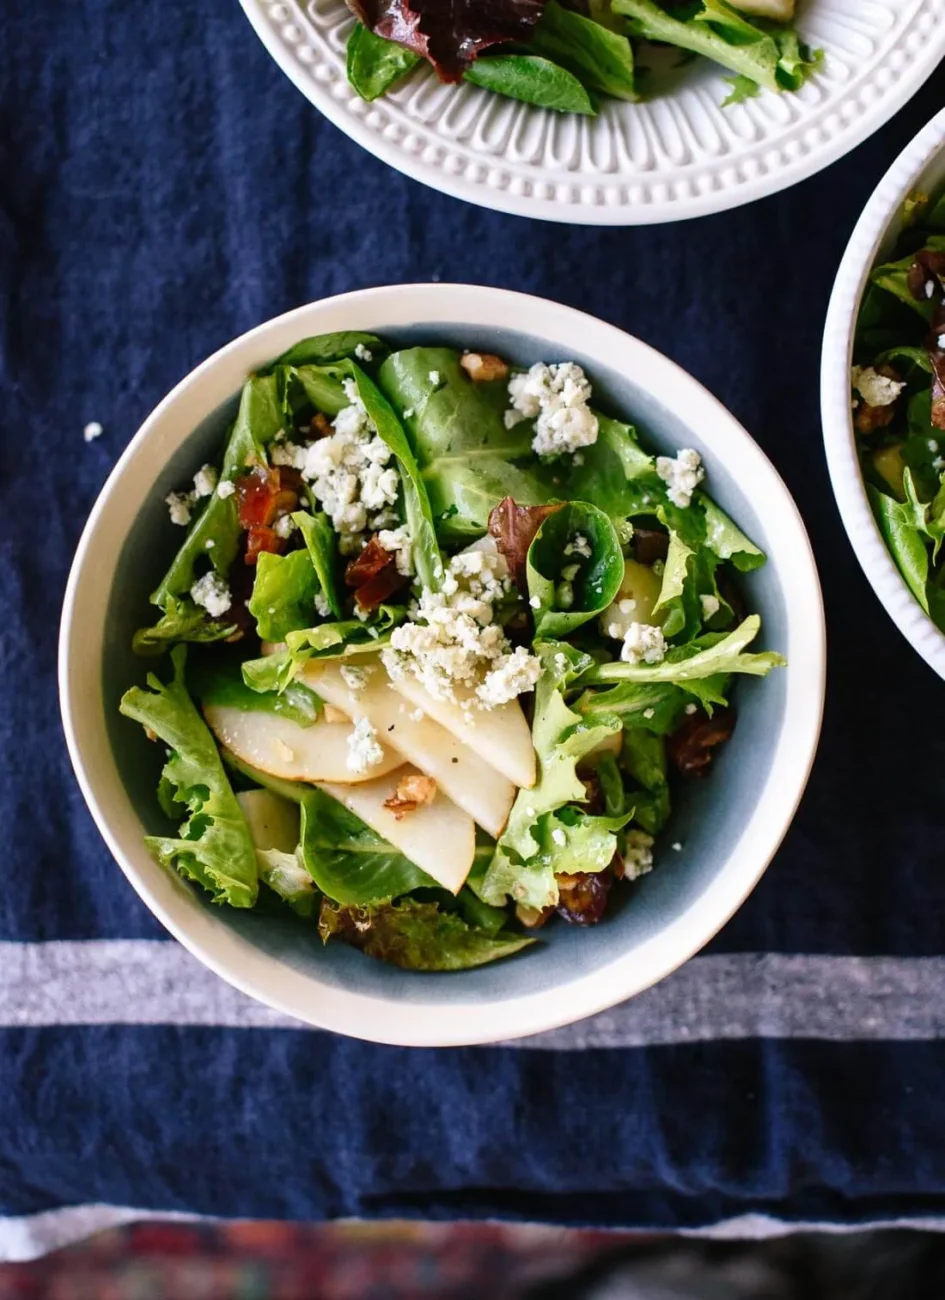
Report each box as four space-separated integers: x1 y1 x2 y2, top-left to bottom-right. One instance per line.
822 107 945 681
60 284 825 1047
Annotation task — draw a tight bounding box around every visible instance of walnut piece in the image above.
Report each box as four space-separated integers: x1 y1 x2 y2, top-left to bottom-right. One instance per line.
461 352 510 383
383 773 438 820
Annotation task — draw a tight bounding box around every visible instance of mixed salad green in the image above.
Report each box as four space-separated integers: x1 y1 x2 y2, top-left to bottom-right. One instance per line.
345 0 821 117
852 187 945 628
120 331 783 972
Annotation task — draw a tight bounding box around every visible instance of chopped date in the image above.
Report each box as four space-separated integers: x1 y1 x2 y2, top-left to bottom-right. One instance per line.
345 536 410 611
236 464 299 530
907 249 945 303
632 528 670 565
667 707 736 778
555 871 612 926
928 303 945 431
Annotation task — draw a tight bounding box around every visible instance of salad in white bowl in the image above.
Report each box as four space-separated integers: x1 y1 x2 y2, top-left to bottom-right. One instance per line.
119 329 784 971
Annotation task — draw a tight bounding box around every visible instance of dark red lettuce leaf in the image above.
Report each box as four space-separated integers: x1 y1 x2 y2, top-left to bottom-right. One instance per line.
487 496 563 590
347 0 550 82
928 302 945 431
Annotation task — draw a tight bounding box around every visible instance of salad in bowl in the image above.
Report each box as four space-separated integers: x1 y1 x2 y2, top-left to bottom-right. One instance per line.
849 186 945 630
118 329 783 972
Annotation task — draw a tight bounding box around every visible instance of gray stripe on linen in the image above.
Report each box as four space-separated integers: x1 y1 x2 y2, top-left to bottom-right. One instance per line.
0 942 941 1045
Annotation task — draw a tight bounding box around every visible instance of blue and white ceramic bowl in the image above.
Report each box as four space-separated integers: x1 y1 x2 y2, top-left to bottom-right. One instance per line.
59 285 825 1046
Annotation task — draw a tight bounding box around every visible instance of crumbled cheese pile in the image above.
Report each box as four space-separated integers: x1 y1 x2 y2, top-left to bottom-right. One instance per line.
851 365 905 408
505 362 599 457
617 621 666 665
382 547 541 709
655 449 704 509
83 421 103 443
190 571 232 619
272 379 400 554
346 717 384 775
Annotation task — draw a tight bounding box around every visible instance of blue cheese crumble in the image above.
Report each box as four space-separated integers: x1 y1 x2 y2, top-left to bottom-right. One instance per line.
619 622 666 665
382 545 541 708
272 379 400 554
190 571 232 618
655 449 704 508
505 362 599 457
346 717 384 775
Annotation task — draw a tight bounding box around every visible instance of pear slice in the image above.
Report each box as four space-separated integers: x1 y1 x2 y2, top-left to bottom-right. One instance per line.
317 768 475 894
237 787 300 853
300 658 516 838
385 675 536 790
204 705 403 784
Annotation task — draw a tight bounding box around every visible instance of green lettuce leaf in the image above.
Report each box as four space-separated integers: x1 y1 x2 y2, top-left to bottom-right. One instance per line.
620 728 671 835
135 372 285 651
270 332 387 370
294 510 342 618
868 473 934 613
119 647 258 908
132 596 237 656
531 1 636 100
377 347 549 538
701 497 765 571
318 898 535 971
464 55 597 115
346 24 422 101
476 642 621 909
527 501 625 639
242 607 404 694
579 614 784 685
191 656 321 727
247 550 320 642
613 0 819 95
574 678 694 733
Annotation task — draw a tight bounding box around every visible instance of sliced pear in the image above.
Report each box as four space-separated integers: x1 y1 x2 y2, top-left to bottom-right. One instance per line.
386 675 536 790
300 658 516 838
204 705 403 784
318 768 475 894
237 788 300 853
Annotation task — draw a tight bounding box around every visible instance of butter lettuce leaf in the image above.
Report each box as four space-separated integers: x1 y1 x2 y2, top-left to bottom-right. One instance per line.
119 647 258 908
377 347 549 539
294 510 342 618
242 607 405 694
248 550 320 643
527 501 624 639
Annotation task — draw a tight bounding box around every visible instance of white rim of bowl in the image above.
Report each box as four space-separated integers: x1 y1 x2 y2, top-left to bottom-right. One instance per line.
239 0 945 227
821 106 945 681
60 285 825 1046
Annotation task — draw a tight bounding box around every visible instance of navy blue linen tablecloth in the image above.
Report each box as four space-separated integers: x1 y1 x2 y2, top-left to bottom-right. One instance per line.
2 0 945 1261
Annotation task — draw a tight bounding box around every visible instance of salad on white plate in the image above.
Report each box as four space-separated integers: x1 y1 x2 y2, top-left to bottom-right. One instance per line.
120 330 783 971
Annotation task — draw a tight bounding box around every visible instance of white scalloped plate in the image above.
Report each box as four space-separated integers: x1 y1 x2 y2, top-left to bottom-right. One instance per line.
240 0 945 224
